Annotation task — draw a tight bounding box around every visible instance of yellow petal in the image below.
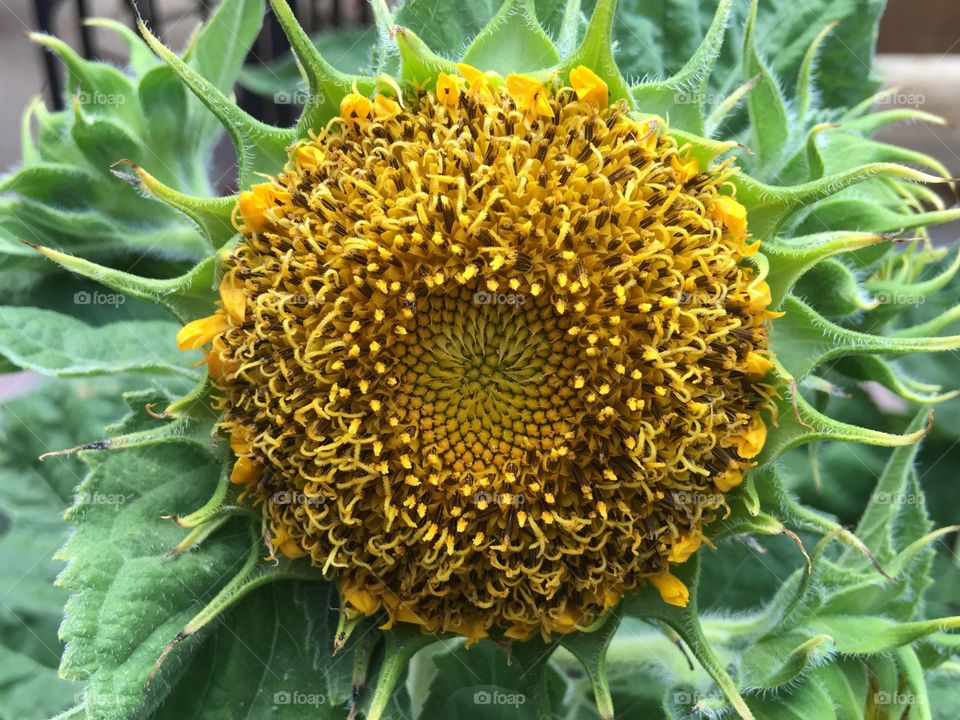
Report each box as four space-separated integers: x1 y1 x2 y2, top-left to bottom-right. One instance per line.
745 351 774 379
456 62 496 101
735 415 767 459
343 584 381 616
229 456 259 486
229 427 252 455
569 65 608 108
650 571 690 607
435 72 463 107
271 525 306 559
373 94 402 120
547 608 581 634
446 616 488 647
236 182 287 233
295 144 324 170
668 532 703 563
748 279 773 314
670 153 700 183
506 73 553 117
176 312 228 351
340 92 372 122
206 344 225 381
714 468 744 492
504 622 537 640
711 193 748 241
219 269 246 323
394 603 426 626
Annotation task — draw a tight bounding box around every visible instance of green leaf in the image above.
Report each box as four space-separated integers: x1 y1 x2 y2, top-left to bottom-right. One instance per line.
0 378 138 720
630 0 732 134
392 0 501 56
623 556 756 720
735 163 952 239
762 232 888 308
461 0 560 74
190 0 267 95
759 390 930 463
29 34 139 126
561 615 621 719
419 640 566 720
810 661 868 720
833 355 960 405
793 258 874 318
845 410 931 565
154 582 363 719
30 246 219 323
84 19 158 76
395 27 459 86
747 681 837 720
741 633 834 689
57 440 248 719
0 307 200 377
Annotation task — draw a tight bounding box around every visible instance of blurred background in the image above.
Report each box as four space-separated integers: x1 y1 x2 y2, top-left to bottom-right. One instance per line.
0 0 958 173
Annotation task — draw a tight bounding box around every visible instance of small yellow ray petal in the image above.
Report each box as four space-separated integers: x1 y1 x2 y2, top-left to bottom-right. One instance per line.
650 571 690 607
569 65 608 107
219 269 245 323
176 312 228 351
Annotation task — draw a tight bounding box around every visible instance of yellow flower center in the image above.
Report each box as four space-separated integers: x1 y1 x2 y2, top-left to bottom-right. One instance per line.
181 67 775 641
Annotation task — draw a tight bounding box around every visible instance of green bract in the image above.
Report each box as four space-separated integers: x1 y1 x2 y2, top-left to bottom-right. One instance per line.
0 0 958 718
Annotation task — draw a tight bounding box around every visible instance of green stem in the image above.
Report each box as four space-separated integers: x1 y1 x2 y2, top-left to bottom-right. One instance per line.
669 619 755 720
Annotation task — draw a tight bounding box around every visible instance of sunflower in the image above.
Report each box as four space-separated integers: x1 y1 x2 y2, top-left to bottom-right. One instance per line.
179 66 777 641
7 0 960 718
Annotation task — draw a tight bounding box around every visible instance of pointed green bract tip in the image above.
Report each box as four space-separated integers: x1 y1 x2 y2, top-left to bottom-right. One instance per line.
394 26 459 85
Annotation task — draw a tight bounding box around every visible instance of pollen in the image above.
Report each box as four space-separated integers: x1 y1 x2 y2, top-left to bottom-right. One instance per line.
185 66 775 642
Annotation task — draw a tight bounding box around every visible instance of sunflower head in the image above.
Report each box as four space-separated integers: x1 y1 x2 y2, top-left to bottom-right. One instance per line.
178 66 776 642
